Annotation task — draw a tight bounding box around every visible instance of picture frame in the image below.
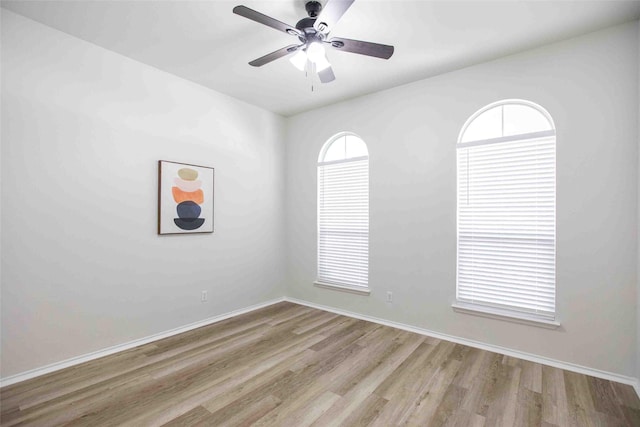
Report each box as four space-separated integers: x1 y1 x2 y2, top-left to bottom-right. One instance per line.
158 160 214 235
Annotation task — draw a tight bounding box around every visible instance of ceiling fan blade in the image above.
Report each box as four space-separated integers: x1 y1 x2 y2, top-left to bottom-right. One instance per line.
328 37 394 59
249 45 301 67
233 5 303 37
318 66 336 83
313 0 355 35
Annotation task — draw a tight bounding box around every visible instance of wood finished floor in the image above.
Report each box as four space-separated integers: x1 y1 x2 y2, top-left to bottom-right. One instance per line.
1 302 639 426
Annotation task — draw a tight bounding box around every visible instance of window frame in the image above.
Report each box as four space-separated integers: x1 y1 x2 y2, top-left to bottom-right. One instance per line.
453 100 559 328
315 132 370 295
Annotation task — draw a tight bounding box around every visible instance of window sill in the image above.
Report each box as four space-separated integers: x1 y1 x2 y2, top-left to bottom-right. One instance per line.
314 281 371 296
452 302 560 330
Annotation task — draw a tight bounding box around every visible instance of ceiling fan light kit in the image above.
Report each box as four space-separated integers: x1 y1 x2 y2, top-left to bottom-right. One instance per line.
233 0 394 84
289 50 308 71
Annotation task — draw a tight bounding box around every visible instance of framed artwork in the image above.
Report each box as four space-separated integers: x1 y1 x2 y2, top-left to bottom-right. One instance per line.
158 160 214 235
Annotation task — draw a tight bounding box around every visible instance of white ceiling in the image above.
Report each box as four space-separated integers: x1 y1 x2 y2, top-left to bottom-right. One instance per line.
3 0 640 116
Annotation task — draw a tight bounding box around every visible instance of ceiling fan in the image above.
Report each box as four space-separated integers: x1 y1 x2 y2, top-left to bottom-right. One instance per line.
233 0 394 83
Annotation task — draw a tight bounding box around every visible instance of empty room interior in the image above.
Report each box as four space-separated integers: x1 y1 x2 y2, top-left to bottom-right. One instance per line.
2 0 640 425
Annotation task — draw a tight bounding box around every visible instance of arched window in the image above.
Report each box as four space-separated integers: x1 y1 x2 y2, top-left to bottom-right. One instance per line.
455 100 557 325
316 133 369 293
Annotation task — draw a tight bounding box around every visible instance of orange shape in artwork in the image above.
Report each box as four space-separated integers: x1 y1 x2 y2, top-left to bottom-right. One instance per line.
172 187 204 204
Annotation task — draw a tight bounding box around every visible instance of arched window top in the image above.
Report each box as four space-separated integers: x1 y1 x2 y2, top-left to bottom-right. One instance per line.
319 133 368 163
459 100 555 144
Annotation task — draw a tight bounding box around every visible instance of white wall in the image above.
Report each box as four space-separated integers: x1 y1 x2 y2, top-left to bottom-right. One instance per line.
1 11 286 377
285 22 639 378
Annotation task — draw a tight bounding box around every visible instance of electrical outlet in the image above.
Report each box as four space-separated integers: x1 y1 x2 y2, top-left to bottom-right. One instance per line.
386 291 393 303
201 290 208 302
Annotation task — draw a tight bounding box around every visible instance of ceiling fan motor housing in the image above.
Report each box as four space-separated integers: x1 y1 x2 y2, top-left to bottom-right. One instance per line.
295 17 316 32
296 1 327 42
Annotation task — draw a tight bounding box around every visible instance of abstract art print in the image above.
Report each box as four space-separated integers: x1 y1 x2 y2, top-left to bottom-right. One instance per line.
158 160 214 234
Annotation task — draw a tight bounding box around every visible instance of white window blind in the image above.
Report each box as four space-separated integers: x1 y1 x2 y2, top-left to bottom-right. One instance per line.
317 135 369 289
456 101 556 321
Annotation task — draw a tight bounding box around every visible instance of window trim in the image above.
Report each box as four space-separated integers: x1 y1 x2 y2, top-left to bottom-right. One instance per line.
452 302 560 329
314 281 371 295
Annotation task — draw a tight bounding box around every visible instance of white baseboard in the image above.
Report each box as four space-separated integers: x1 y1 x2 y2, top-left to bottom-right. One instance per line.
285 297 640 390
0 297 285 388
3 295 639 401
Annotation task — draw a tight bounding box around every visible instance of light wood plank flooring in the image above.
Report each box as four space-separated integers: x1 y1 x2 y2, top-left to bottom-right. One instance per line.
1 302 639 426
